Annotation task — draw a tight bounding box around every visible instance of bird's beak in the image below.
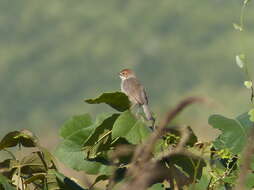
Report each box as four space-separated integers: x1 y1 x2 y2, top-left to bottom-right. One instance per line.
118 73 124 79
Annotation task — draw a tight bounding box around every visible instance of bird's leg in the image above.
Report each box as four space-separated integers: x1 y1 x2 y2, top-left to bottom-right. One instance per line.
129 104 148 122
129 103 138 117
136 105 148 122
129 103 142 120
130 103 137 110
136 105 143 119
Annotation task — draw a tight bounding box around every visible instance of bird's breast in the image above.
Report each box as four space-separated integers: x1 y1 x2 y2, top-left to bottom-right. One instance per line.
121 80 130 96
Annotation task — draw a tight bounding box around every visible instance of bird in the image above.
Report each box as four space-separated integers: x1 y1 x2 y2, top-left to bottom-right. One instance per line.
119 68 155 124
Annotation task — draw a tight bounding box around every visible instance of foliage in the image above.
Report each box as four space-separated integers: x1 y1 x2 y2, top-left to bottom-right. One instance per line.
1 0 254 190
0 130 88 190
55 92 209 189
209 113 253 154
1 90 254 189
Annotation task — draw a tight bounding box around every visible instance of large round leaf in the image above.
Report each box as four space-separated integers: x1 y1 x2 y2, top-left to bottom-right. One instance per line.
55 140 109 175
209 112 253 154
55 114 117 174
60 114 92 139
112 110 151 144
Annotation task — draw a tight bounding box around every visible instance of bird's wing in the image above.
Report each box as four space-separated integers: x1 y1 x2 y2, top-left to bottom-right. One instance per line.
140 86 148 104
123 78 148 105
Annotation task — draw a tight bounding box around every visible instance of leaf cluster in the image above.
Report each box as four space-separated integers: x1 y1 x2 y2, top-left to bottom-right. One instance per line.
1 92 254 190
56 92 207 189
0 130 87 190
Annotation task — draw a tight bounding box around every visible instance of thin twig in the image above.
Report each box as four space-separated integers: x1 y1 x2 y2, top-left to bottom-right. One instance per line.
133 97 204 163
120 97 204 190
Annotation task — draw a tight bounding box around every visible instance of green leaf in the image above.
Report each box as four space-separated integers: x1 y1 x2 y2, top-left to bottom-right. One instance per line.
235 54 245 68
248 109 254 122
189 175 210 190
209 113 253 154
112 110 151 144
233 23 243 32
246 173 254 189
244 0 252 5
60 114 92 139
62 113 113 146
84 114 119 147
53 170 88 190
148 183 165 190
82 114 119 160
244 81 253 89
0 130 37 150
85 92 131 112
112 111 136 138
56 114 120 174
0 174 15 190
55 139 109 175
125 120 151 144
164 152 206 181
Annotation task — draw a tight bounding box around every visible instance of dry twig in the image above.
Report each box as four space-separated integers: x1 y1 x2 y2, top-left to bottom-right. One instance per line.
119 97 204 190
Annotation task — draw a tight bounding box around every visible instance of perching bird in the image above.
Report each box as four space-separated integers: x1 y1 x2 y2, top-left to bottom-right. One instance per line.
119 68 155 123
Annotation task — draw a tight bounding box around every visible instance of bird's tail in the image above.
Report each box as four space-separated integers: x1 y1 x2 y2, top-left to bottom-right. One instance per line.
142 104 155 122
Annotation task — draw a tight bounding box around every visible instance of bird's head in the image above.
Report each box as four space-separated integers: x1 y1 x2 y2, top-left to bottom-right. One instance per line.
119 69 136 80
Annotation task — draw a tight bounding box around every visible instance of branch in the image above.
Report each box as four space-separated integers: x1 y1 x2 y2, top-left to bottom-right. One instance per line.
120 97 204 190
133 97 204 163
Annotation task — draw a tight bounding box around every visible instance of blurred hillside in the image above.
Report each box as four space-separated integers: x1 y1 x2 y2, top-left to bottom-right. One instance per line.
1 0 254 140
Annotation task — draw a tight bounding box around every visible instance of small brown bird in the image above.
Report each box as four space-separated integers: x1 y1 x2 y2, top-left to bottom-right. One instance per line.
119 68 155 123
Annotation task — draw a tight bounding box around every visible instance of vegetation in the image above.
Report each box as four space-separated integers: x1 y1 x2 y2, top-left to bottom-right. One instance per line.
1 0 254 189
1 90 254 189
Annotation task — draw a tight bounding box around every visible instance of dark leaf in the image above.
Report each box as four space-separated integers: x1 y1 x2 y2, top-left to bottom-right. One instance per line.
114 167 127 183
85 92 131 112
90 174 109 189
20 152 54 175
164 126 198 147
24 173 45 184
163 152 206 182
83 114 119 159
0 130 38 150
0 159 17 179
0 174 15 190
53 170 88 190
